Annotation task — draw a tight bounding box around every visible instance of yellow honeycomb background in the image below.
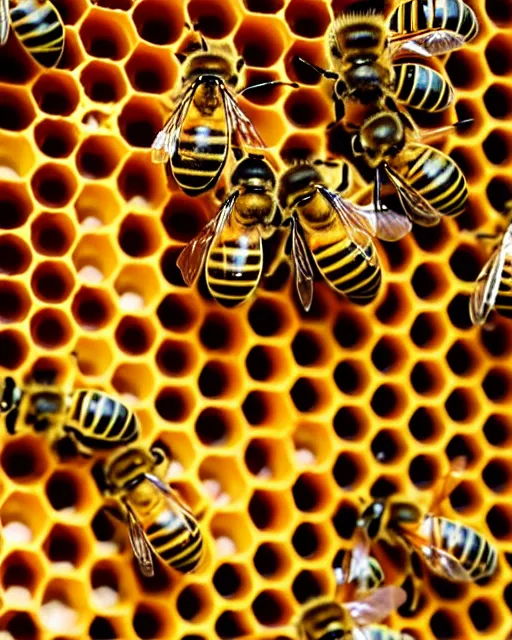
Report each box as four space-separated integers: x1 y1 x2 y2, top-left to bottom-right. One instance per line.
0 0 512 637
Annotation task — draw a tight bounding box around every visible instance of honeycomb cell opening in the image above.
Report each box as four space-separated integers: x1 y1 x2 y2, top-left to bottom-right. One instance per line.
157 293 198 333
0 235 31 275
115 316 155 356
34 119 79 159
333 453 363 490
0 88 36 131
0 182 32 230
119 98 161 148
76 136 125 179
284 88 330 128
0 280 31 324
285 0 330 37
133 0 184 45
32 73 80 117
0 611 39 640
155 386 193 422
484 83 512 120
118 154 166 207
235 17 286 67
31 261 75 304
252 589 291 625
188 0 238 38
292 569 323 604
30 309 73 349
80 10 135 61
126 44 177 94
81 60 127 103
31 164 77 208
0 328 28 369
1 436 50 482
44 524 87 567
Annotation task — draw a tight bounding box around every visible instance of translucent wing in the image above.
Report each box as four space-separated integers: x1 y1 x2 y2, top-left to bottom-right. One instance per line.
470 231 512 325
177 191 239 285
222 87 266 149
0 0 9 46
289 216 314 312
390 29 466 58
151 82 196 163
145 472 196 534
125 503 154 577
384 164 442 227
345 586 407 626
421 546 472 581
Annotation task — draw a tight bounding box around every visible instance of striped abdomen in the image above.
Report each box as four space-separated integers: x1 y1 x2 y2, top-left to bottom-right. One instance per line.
400 143 468 217
66 390 139 449
313 239 381 305
389 0 478 42
424 516 498 580
146 508 203 574
206 238 263 307
10 0 64 68
299 600 349 640
393 63 453 112
494 256 512 318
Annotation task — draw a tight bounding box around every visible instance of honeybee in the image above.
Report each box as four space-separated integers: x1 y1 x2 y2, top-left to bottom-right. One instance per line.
354 458 498 610
470 202 512 325
177 154 279 307
101 445 203 576
351 110 468 225
0 0 64 67
0 360 140 457
152 35 296 196
279 161 412 310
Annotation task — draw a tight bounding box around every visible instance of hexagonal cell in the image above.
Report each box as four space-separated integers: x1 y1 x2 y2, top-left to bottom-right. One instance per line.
483 129 511 166
80 8 137 60
198 360 242 400
133 602 177 639
188 0 239 37
468 597 503 634
74 336 114 378
195 406 243 447
292 568 328 604
1 491 50 543
199 453 246 506
248 297 293 338
177 583 214 623
72 286 116 331
246 344 291 383
0 131 34 180
125 42 177 94
157 292 200 333
242 389 292 428
34 118 79 160
248 488 295 532
160 245 186 288
284 0 330 37
41 578 87 634
484 83 512 120
485 33 512 77
408 454 440 490
210 511 254 558
0 181 33 230
112 362 154 402
117 153 167 208
31 72 80 117
213 562 252 600
332 405 368 442
162 192 210 244
214 611 250 639
371 428 407 465
118 96 162 149
0 86 36 131
411 261 451 300
290 376 330 414
410 360 446 397
242 68 288 107
445 338 483 378
76 135 126 179
486 504 512 541
1 549 45 603
486 175 512 213
114 264 162 311
235 16 287 68
252 589 293 626
0 234 32 275
43 523 91 569
333 452 367 491
483 413 512 448
333 308 372 349
1 434 51 483
46 469 92 515
115 316 156 356
284 88 331 129
410 311 447 349
482 367 512 403
118 212 162 258
0 611 40 640
75 183 122 228
199 310 244 353
31 162 78 208
0 328 29 369
408 406 444 444
30 308 74 349
155 385 195 423
90 559 126 610
334 359 370 396
0 280 31 323
81 60 128 104
370 335 408 374
132 0 184 45
245 436 293 481
31 260 75 304
72 235 118 286
292 471 333 513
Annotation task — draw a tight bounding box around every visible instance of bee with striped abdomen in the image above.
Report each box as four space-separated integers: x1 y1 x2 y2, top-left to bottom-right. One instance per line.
152 35 296 197
177 155 279 307
351 110 468 225
355 458 498 610
279 160 411 310
0 360 140 457
0 0 64 67
470 202 512 325
101 445 204 577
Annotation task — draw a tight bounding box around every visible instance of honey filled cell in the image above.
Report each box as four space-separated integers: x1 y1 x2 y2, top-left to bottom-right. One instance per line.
0 0 511 639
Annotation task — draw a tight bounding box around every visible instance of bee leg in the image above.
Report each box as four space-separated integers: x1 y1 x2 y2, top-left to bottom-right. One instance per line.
238 80 299 96
373 166 384 213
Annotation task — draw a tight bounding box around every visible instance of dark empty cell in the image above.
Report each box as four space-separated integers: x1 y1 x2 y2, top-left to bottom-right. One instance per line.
160 247 187 287
371 338 398 372
0 97 33 130
133 0 181 44
32 268 70 303
411 264 438 298
292 523 318 558
246 346 272 381
430 611 456 638
429 575 465 601
0 330 26 369
469 600 493 632
213 564 241 598
198 362 227 398
371 385 398 417
162 201 205 243
410 362 436 395
290 378 318 412
195 408 228 445
481 322 511 357
486 177 512 212
200 314 231 350
33 79 78 116
115 318 151 355
371 430 398 463
1 440 39 479
155 388 187 422
157 294 193 332
133 607 162 639
333 311 365 347
446 51 473 88
487 505 511 539
3 612 37 638
483 460 509 493
31 311 68 348
445 389 471 422
32 166 74 207
333 453 359 489
77 140 117 178
254 543 280 577
32 217 72 256
411 223 445 252
252 591 284 625
90 617 117 640
188 0 236 38
292 475 320 512
46 472 79 510
486 37 512 76
248 299 283 336
292 570 322 604
177 586 202 621
446 341 473 375
449 481 473 511
118 161 154 203
244 440 268 475
0 194 29 229
370 476 398 498
156 342 188 376
292 331 321 366
215 611 247 639
447 294 472 330
333 406 364 441
486 0 512 24
409 455 436 488
332 502 358 539
3 557 35 591
376 286 401 325
244 0 284 11
121 114 155 147
0 287 24 322
446 434 475 464
0 236 30 274
118 217 155 257
286 0 329 36
46 527 79 564
409 407 436 442
483 415 510 446
334 361 361 395
483 370 510 401
285 91 325 127
242 391 267 425
484 84 512 119
72 290 110 330
248 491 273 529
483 131 509 165
91 509 116 542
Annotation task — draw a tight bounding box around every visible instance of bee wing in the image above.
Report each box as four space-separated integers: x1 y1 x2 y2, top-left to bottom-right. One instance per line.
222 87 266 149
151 83 196 163
390 29 466 57
0 0 9 45
470 236 512 325
177 191 239 285
421 546 472 581
345 586 407 626
289 216 314 312
145 472 197 534
125 503 154 577
384 164 442 227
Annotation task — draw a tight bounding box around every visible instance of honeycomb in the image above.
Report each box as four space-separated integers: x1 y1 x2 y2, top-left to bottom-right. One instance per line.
0 0 511 637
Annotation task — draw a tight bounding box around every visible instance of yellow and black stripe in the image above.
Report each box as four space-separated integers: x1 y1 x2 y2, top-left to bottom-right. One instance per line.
389 0 478 42
393 63 452 112
10 0 64 68
206 240 263 308
66 390 139 449
146 509 203 574
313 239 381 305
494 256 512 318
400 143 468 217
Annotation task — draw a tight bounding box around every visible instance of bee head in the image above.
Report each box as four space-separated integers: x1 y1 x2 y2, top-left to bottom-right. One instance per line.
0 377 21 414
278 163 321 208
357 111 404 167
104 446 156 492
231 156 276 191
357 500 386 539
